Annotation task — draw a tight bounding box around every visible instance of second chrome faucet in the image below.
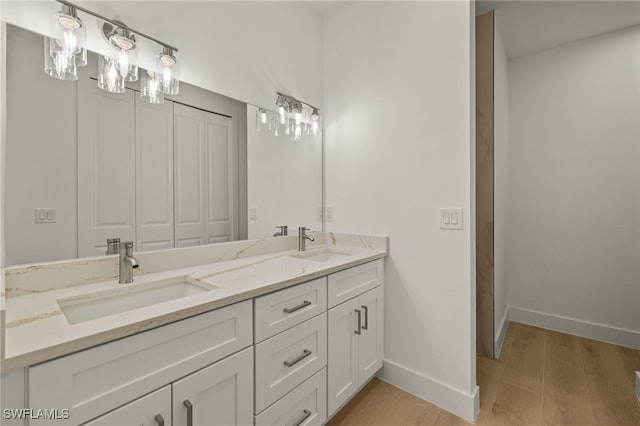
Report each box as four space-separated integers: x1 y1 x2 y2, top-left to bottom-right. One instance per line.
298 227 314 251
119 241 139 284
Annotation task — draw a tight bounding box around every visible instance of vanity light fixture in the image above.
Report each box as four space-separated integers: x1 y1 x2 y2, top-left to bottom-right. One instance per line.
44 3 86 80
271 92 321 139
44 0 180 101
311 108 320 135
259 109 268 125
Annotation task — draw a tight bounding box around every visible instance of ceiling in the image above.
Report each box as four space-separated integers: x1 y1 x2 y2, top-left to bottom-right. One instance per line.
478 0 640 58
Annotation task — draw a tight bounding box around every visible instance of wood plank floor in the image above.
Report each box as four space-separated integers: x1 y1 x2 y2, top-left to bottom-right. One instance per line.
327 322 640 426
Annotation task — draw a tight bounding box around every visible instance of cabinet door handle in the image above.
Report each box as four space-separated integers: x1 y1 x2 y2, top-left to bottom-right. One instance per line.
283 300 312 314
154 414 165 426
361 305 369 330
355 309 362 335
292 409 312 426
283 349 312 367
183 399 193 426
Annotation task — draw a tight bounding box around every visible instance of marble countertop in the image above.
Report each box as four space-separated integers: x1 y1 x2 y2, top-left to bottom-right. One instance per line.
1 235 387 372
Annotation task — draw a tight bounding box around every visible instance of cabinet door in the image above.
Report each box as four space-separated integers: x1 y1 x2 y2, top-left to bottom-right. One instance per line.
84 385 170 426
172 347 253 426
136 98 174 252
357 286 384 385
327 297 360 417
174 104 206 248
78 81 136 256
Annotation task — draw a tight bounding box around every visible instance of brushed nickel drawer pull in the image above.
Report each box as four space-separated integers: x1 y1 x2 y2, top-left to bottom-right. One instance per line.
183 399 193 426
154 414 165 426
355 309 362 335
283 349 312 367
361 305 369 330
293 409 312 426
283 300 312 314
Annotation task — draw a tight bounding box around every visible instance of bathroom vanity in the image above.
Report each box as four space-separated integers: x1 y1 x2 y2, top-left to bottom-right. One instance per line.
1 233 387 426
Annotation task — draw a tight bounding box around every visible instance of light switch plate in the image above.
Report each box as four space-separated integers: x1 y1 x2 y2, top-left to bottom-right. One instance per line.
440 208 463 230
249 208 258 220
326 207 334 222
317 207 323 222
35 208 56 223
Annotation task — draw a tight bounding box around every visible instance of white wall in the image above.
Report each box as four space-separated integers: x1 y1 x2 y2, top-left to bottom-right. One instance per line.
324 1 477 421
493 12 509 350
507 25 640 340
0 0 322 116
247 105 322 239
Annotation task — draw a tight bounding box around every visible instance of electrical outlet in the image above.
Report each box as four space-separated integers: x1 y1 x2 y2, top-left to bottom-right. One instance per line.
440 208 462 230
35 208 56 223
326 207 334 222
249 207 258 220
317 207 323 222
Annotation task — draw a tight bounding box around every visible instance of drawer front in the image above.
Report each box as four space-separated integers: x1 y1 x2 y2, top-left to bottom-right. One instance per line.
255 368 327 426
254 277 327 343
29 300 252 426
328 259 383 308
84 385 171 426
255 313 327 414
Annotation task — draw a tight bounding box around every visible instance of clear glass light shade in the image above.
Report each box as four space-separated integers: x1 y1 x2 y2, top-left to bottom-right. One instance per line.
97 55 125 93
140 70 164 104
156 51 179 95
50 10 85 56
112 46 138 82
44 37 78 81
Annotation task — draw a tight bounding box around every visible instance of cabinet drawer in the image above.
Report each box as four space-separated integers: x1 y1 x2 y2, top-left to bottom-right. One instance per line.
255 313 327 414
254 277 327 343
255 368 327 426
328 259 383 308
84 385 171 426
29 300 252 426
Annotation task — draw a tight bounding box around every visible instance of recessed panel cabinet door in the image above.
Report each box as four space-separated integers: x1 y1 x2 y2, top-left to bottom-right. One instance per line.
172 347 253 426
136 99 174 252
327 297 360 417
357 286 384 385
83 385 170 426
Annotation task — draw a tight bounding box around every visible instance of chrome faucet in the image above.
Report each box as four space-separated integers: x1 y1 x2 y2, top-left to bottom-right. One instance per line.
298 227 315 251
119 241 139 284
274 225 288 237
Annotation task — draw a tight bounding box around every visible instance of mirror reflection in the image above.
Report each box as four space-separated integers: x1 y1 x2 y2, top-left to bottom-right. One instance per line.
3 24 322 267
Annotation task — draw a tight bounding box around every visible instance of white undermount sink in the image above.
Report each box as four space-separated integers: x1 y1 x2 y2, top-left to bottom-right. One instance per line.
58 276 218 325
289 247 357 263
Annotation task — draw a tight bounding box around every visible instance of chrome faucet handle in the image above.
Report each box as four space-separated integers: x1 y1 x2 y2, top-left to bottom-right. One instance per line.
274 225 288 236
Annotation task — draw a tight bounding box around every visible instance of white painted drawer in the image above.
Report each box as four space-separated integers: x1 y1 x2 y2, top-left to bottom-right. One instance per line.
254 277 327 343
84 385 171 426
255 313 327 414
255 368 327 426
29 301 252 426
328 259 383 308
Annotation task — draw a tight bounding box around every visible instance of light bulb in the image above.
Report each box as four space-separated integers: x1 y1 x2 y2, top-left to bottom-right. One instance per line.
312 121 319 135
295 124 302 140
295 111 302 125
260 109 268 124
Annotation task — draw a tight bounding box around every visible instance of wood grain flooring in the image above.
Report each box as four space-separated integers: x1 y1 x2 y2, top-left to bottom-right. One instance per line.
327 322 640 426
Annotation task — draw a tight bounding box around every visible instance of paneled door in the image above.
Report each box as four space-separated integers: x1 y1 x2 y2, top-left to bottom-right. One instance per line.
136 99 174 252
174 104 206 248
205 112 236 244
174 104 237 247
78 81 136 257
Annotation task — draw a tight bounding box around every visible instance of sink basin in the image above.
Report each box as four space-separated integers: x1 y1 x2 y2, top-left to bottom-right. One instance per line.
58 277 217 324
289 247 357 263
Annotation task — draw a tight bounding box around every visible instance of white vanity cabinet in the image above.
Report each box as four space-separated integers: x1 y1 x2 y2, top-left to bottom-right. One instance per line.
327 260 384 417
83 386 171 426
28 301 252 425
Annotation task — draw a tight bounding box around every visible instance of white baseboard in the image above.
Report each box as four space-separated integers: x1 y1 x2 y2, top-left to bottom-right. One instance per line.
377 360 479 423
635 371 640 402
509 307 640 350
494 309 509 358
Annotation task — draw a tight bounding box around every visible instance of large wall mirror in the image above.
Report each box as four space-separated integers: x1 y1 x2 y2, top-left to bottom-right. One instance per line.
2 24 323 267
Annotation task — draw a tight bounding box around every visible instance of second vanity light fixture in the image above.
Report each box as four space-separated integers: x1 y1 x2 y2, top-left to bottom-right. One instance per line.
256 93 320 140
45 0 179 103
